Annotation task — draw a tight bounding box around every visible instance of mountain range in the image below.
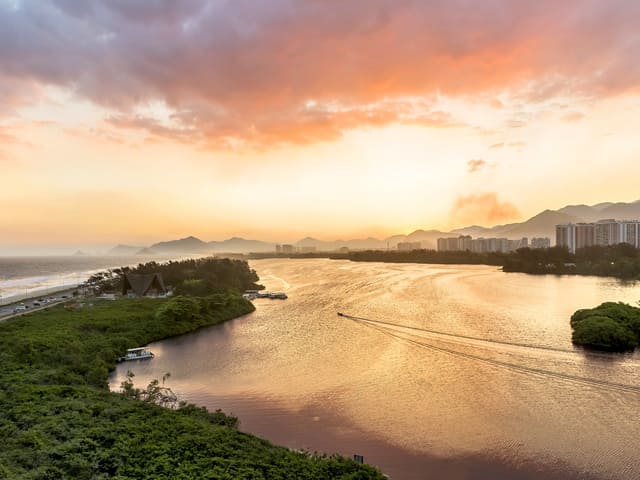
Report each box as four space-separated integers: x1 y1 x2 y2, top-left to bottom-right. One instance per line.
107 200 640 255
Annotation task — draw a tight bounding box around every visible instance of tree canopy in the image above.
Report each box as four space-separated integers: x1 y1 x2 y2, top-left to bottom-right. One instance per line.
570 302 640 352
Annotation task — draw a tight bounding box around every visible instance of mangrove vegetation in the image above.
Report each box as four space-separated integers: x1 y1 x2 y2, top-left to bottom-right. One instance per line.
252 244 640 281
570 302 640 352
0 260 384 479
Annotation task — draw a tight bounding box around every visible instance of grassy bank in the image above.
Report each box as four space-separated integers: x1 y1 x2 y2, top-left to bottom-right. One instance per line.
0 295 384 479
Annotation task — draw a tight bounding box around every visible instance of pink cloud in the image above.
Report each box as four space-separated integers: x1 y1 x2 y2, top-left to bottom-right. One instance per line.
451 192 520 226
0 1 638 147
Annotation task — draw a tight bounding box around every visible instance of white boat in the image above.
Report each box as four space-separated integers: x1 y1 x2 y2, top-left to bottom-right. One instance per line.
118 347 155 362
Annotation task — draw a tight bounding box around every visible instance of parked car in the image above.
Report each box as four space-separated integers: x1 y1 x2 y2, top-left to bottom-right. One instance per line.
13 305 27 313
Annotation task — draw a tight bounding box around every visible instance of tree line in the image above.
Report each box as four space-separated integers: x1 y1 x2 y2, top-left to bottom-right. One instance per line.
86 257 263 295
253 244 640 281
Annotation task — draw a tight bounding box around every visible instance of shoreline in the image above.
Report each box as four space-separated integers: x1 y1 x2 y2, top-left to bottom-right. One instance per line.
0 294 384 478
113 306 611 480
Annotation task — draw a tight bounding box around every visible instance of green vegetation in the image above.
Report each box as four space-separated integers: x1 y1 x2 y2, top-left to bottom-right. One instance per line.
0 296 383 478
251 244 640 281
87 257 264 295
570 302 640 352
335 250 506 266
504 244 640 279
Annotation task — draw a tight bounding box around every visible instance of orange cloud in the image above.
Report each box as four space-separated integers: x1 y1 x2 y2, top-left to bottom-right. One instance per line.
451 192 520 227
1 1 639 147
467 159 487 173
562 112 586 122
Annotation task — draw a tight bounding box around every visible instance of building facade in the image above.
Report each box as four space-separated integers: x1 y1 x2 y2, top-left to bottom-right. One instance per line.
437 235 541 253
556 219 640 253
530 237 551 249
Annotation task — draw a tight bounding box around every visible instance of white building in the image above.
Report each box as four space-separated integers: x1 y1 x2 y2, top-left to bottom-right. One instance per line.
556 219 640 253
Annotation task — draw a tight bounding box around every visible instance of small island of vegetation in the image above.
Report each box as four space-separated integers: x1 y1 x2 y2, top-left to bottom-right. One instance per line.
570 302 640 352
0 258 384 479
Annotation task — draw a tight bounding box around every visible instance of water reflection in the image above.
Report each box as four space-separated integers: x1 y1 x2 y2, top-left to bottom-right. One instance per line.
110 259 640 479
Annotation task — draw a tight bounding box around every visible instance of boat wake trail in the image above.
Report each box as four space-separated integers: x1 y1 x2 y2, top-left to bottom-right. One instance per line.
341 314 640 394
341 313 577 354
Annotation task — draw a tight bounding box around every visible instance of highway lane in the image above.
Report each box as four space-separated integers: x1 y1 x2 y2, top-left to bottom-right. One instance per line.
0 288 77 321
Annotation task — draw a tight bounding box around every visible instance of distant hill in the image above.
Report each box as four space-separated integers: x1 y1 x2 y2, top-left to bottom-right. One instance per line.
293 230 452 251
209 237 275 253
453 200 640 243
499 210 580 239
295 236 387 251
454 210 580 241
136 247 158 256
150 236 210 254
107 200 640 255
557 204 600 220
108 244 144 256
558 201 640 222
597 201 640 221
402 229 454 249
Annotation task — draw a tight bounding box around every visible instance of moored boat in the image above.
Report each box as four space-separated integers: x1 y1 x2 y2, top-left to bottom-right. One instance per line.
117 347 155 362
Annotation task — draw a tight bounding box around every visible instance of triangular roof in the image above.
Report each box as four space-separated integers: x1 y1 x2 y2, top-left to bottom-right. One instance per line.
122 273 166 296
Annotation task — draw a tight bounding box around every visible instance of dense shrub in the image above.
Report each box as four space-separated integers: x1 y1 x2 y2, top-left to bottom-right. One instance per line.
155 295 203 322
88 257 263 294
0 297 383 478
571 315 638 351
570 302 640 352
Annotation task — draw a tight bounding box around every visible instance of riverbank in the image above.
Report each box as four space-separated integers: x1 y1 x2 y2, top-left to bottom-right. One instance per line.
128 258 639 480
248 244 640 281
0 294 384 478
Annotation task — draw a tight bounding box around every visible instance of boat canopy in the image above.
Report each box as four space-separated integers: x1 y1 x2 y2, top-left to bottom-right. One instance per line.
127 347 148 352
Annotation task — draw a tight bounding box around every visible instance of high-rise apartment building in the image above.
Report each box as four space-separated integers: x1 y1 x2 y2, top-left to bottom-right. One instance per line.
556 224 576 253
531 237 551 249
575 223 595 249
437 235 542 253
595 219 622 246
557 219 640 253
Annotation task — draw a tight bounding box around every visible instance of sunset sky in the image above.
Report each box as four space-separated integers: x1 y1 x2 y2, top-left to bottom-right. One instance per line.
2 0 640 253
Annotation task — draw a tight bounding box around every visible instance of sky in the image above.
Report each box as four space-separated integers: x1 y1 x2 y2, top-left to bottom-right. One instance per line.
1 0 640 254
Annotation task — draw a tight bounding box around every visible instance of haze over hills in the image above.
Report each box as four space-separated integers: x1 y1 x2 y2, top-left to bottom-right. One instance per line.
452 200 640 241
451 210 579 240
108 244 145 256
557 200 640 222
106 200 640 255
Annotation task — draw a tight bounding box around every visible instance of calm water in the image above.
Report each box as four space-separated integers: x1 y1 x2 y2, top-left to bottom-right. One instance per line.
110 259 640 479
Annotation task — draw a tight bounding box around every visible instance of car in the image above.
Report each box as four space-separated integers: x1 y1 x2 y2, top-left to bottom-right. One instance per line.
13 305 27 313
33 302 41 307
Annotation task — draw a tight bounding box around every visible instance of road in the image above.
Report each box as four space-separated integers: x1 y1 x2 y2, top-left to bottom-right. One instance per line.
0 288 77 321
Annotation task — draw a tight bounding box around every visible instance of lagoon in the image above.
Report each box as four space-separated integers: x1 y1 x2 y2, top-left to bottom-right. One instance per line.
111 259 640 479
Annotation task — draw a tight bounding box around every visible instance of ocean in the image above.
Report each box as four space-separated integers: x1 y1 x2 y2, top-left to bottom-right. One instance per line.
0 255 180 304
